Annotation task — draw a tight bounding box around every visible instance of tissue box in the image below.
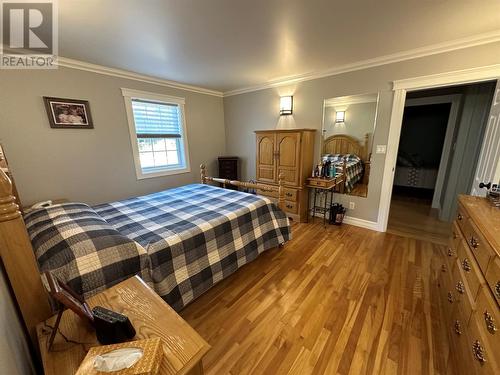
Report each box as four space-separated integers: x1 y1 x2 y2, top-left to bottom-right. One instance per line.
76 337 162 375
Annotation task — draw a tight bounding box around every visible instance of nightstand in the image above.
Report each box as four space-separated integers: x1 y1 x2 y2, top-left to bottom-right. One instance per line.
36 276 210 375
306 175 344 226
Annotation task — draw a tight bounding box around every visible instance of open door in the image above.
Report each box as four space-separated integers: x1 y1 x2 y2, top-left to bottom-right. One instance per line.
471 80 500 196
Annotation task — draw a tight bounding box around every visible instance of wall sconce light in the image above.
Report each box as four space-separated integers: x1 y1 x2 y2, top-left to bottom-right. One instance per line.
280 96 293 115
335 110 345 123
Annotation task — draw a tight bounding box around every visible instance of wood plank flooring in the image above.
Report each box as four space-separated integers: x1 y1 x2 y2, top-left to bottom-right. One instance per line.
181 222 451 375
387 197 451 246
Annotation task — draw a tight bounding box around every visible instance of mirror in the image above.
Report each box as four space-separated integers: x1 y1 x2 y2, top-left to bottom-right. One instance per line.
321 93 379 197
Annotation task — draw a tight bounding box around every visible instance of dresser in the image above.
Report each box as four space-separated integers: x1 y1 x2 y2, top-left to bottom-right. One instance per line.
438 195 500 375
218 156 239 190
255 129 315 222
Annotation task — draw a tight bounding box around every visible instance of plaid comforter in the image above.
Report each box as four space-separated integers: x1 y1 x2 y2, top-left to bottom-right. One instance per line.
24 203 152 300
323 154 364 192
92 184 290 310
337 159 364 192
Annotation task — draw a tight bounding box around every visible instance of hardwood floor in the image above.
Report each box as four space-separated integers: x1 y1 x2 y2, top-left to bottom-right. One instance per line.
349 183 368 197
387 196 451 245
181 222 451 375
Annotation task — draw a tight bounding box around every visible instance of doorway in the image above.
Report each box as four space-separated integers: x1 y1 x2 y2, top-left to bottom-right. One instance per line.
386 81 497 244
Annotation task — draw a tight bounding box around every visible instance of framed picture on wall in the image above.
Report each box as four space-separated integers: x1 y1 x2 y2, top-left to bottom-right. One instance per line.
43 97 94 129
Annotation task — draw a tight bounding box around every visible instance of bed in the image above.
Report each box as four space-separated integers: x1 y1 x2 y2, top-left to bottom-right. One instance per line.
0 162 290 344
24 182 290 312
322 134 370 193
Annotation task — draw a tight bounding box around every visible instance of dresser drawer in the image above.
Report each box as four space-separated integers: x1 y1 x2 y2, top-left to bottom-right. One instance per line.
456 203 469 233
452 259 475 323
283 200 298 214
485 257 500 306
283 187 298 202
468 310 500 375
456 239 485 301
307 178 335 188
449 304 477 375
475 287 499 348
463 219 495 276
257 188 278 199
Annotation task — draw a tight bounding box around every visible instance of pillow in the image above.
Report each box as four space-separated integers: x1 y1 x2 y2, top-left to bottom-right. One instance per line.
322 154 343 162
344 154 361 162
24 203 151 299
322 153 361 163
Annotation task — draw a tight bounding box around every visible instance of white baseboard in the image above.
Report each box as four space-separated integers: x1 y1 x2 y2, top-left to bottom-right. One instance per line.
311 213 380 232
343 216 380 231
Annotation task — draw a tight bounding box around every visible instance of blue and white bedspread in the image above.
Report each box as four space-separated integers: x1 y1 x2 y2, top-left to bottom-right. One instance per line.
322 154 364 192
93 184 290 310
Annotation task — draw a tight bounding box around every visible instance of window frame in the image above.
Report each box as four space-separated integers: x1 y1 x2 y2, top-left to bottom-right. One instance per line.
122 88 191 180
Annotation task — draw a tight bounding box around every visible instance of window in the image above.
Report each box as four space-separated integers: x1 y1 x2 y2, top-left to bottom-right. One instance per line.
122 89 190 179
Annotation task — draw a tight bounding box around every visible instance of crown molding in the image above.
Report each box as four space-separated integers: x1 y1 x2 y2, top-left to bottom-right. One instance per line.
393 64 500 90
223 30 500 97
56 57 223 97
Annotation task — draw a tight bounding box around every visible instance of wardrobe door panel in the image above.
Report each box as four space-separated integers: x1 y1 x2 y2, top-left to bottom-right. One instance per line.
256 134 276 183
276 132 301 186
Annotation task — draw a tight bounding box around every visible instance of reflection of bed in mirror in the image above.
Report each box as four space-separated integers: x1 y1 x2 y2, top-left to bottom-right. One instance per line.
322 133 371 196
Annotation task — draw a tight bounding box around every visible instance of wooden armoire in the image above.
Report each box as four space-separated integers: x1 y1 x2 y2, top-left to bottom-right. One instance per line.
255 129 315 222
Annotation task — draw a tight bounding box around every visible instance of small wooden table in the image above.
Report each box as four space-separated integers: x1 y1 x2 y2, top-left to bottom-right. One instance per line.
306 175 344 226
36 276 210 375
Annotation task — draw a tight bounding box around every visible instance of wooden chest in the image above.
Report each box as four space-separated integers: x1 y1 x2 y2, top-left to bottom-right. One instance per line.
438 195 500 375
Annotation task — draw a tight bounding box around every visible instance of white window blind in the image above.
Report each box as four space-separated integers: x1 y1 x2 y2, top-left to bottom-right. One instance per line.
132 99 182 138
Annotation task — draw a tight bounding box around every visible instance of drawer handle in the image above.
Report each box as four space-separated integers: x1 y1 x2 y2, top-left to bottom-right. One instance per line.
441 264 447 273
472 340 486 364
453 231 458 239
285 192 293 197
286 204 293 209
454 320 462 335
456 281 465 294
447 292 454 303
447 248 454 257
496 281 500 299
484 311 497 334
469 236 479 249
457 213 463 221
461 258 471 272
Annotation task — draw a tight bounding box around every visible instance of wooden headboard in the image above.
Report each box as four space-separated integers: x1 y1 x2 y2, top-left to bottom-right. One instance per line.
322 133 370 161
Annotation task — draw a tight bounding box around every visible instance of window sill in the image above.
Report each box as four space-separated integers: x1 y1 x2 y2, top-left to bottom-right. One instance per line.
136 167 191 180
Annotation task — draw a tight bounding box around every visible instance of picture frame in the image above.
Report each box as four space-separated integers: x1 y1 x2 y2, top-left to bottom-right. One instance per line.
44 271 94 322
43 96 94 129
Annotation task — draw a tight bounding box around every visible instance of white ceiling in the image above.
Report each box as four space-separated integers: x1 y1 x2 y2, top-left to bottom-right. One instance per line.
58 0 500 93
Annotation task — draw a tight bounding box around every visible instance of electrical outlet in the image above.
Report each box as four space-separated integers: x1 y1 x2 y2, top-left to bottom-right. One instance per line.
376 145 387 154
349 202 355 210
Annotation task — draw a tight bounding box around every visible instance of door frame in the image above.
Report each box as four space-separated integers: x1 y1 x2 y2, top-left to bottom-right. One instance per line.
404 94 462 211
377 64 500 232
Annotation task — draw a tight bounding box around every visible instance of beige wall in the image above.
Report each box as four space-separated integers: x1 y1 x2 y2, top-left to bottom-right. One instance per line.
224 42 500 222
0 67 225 206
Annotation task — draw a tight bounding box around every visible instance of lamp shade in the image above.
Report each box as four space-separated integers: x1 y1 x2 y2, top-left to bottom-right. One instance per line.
280 96 293 115
335 110 345 123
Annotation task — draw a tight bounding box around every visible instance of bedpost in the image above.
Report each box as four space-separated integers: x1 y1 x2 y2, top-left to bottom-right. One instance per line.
341 157 347 194
200 164 207 184
278 172 285 211
0 168 51 344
